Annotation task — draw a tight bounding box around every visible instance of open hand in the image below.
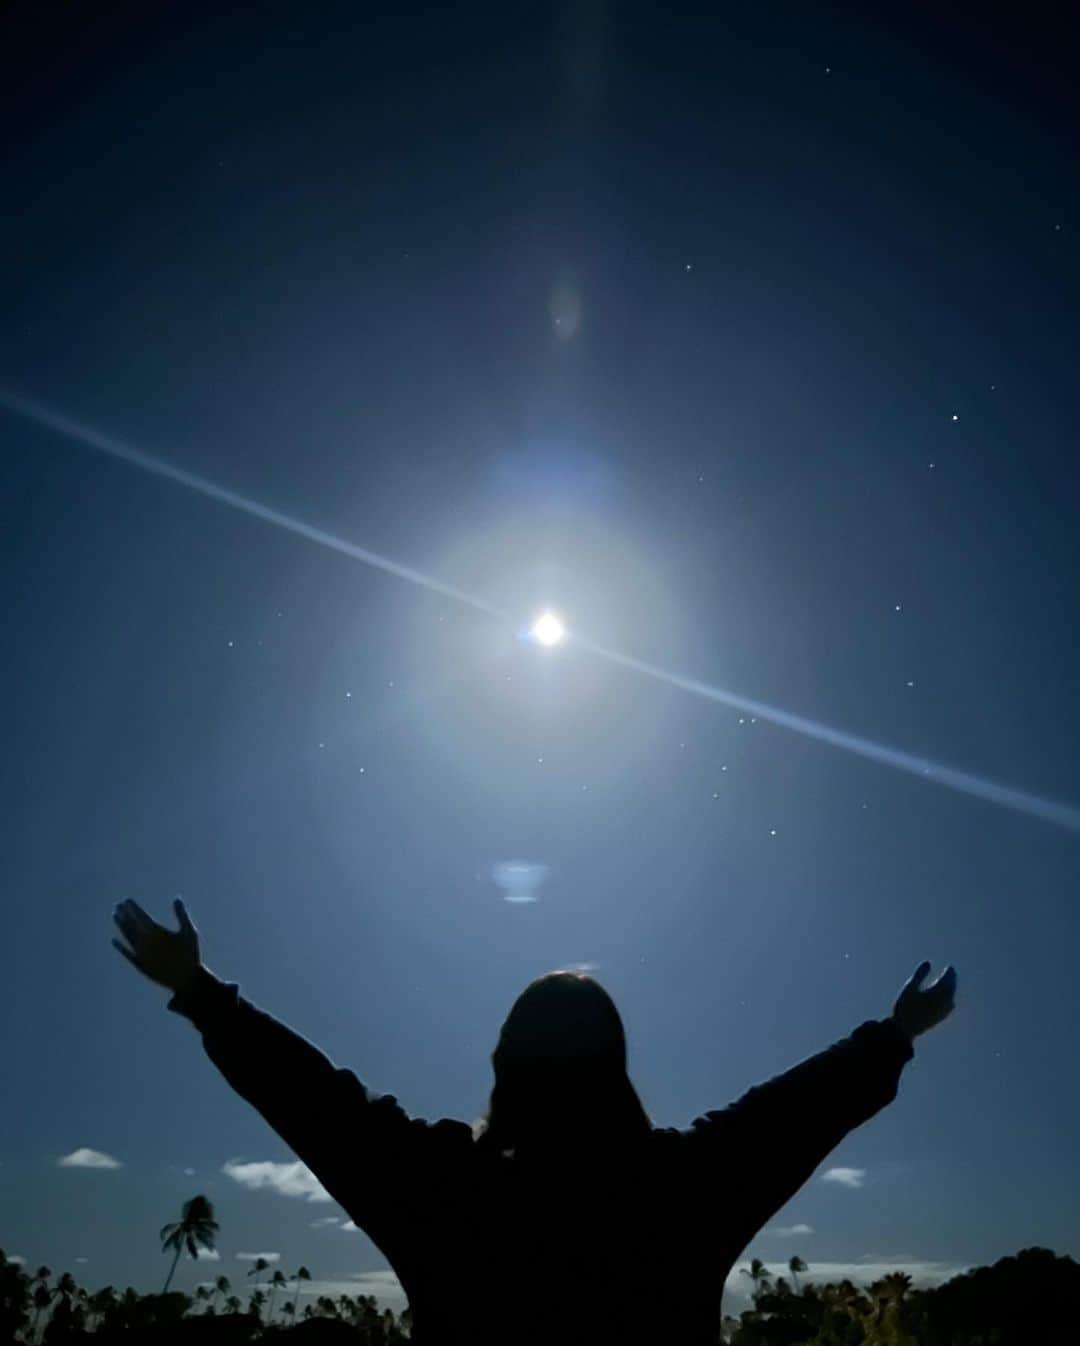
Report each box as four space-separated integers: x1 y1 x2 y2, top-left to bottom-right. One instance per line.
112 898 202 993
891 960 958 1039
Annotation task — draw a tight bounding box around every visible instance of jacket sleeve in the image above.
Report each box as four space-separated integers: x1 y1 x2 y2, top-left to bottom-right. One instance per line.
167 967 443 1250
683 1018 914 1248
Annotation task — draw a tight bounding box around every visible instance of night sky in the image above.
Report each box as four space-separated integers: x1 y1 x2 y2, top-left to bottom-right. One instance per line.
3 1 1078 1321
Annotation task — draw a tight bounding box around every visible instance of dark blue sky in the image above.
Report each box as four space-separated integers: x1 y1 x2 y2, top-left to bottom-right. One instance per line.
3 0 1078 1319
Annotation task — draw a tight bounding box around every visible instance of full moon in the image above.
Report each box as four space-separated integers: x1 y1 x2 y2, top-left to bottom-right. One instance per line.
531 612 566 646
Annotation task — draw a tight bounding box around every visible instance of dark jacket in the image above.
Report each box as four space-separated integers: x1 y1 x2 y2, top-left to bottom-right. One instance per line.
169 968 914 1345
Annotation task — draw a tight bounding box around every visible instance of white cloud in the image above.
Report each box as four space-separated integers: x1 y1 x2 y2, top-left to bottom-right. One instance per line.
341 1221 360 1233
236 1252 281 1264
195 1248 221 1261
58 1148 123 1170
8 1255 27 1266
74 1258 88 1265
183 1168 196 1176
222 1159 331 1203
822 1166 866 1188
309 1217 341 1229
766 1224 814 1237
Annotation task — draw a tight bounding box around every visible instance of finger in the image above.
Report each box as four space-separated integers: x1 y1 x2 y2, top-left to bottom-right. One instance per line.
114 904 151 944
112 937 143 971
123 899 158 930
174 897 196 935
116 899 154 934
113 906 142 941
908 959 931 988
936 965 958 997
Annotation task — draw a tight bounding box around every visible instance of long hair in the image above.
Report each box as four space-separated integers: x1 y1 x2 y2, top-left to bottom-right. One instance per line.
473 970 653 1161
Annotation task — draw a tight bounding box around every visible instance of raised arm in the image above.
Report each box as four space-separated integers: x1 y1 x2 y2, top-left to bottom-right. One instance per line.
685 961 957 1248
111 900 437 1239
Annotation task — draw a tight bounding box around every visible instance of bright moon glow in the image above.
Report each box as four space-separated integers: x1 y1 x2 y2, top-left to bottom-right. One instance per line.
531 612 565 646
6 387 1080 834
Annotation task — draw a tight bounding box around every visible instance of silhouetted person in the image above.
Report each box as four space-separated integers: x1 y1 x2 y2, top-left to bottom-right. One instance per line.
113 898 958 1346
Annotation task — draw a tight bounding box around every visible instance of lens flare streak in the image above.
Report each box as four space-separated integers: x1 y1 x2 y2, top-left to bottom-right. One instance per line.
5 387 1077 834
0 388 506 620
574 635 1080 832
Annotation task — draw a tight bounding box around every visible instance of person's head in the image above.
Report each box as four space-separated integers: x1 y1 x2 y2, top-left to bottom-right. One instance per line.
473 970 652 1161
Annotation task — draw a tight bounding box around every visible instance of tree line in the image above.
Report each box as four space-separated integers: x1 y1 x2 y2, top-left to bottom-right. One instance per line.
3 1193 1078 1345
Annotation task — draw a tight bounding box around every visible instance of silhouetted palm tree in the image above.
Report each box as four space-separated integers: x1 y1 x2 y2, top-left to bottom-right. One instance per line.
86 1285 116 1332
29 1284 52 1343
833 1277 870 1320
246 1256 270 1315
881 1270 913 1303
211 1273 231 1311
267 1268 287 1322
789 1254 808 1294
224 1294 242 1314
289 1265 312 1320
159 1195 219 1292
739 1257 773 1305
